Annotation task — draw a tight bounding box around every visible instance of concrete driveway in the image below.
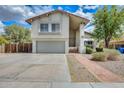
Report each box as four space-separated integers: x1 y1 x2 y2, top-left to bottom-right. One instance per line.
0 53 71 87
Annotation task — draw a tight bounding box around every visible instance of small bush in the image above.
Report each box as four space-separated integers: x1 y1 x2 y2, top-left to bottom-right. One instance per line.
105 49 120 61
96 48 103 52
109 44 114 49
92 52 107 61
86 47 93 54
86 46 93 54
86 45 92 48
91 49 121 62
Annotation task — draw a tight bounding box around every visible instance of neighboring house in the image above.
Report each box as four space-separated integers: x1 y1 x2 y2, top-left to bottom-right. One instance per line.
110 39 124 49
84 31 95 48
26 10 94 53
110 34 124 49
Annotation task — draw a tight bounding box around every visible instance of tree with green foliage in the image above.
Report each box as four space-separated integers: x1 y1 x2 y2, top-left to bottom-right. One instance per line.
92 5 124 48
3 24 31 43
0 36 9 45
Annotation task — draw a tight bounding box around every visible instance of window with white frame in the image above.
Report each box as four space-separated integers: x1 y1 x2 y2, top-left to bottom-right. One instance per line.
40 24 48 32
52 23 60 32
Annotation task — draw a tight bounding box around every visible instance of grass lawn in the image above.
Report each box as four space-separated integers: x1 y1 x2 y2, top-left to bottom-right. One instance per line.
66 55 100 82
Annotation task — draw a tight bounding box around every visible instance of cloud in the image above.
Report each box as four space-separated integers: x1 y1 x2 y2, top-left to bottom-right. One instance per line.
73 7 93 20
84 5 99 10
0 6 32 21
84 22 95 32
0 21 5 33
84 25 95 32
58 6 63 10
0 5 54 21
27 5 54 18
0 21 4 28
72 6 95 32
27 5 53 13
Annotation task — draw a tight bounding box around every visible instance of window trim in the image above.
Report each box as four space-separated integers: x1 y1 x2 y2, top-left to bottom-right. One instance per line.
51 23 61 32
40 23 49 32
39 23 61 34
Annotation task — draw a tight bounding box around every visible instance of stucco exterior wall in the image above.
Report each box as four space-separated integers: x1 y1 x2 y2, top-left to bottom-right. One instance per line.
31 13 69 53
79 24 85 53
31 13 69 39
76 30 80 47
84 33 92 38
76 31 92 48
69 29 76 47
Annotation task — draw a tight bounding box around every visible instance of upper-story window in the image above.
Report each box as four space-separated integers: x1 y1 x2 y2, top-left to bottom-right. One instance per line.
40 24 48 32
52 23 60 32
40 23 60 33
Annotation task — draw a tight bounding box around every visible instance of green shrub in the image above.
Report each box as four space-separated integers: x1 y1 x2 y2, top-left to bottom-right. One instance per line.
104 49 120 61
0 36 9 45
99 40 104 48
86 45 92 48
109 44 114 49
86 47 93 54
96 47 103 52
92 52 107 61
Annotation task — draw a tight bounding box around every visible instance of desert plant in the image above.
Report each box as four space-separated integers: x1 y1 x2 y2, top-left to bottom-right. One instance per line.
92 52 107 61
92 49 121 62
109 44 114 49
86 47 93 54
105 49 120 61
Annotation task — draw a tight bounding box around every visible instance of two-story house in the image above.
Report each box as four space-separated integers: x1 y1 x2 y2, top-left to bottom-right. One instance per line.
26 10 94 53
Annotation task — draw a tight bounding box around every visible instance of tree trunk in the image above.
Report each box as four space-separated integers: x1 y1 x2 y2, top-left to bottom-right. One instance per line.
105 38 110 48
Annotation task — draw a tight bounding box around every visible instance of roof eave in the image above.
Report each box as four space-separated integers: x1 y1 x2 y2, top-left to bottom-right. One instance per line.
25 10 90 25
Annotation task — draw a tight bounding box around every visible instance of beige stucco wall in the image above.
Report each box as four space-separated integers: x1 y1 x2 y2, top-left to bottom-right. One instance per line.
84 33 92 38
76 30 80 47
31 13 69 53
31 13 69 39
69 29 76 47
76 31 93 47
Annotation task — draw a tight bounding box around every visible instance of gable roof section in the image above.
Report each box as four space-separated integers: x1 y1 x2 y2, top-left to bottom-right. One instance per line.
84 31 93 35
25 10 90 25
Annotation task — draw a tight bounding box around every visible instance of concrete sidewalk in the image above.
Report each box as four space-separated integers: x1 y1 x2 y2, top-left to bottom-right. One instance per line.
0 82 124 88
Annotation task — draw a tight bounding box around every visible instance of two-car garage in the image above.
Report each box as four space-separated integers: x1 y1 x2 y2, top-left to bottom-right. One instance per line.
36 41 65 53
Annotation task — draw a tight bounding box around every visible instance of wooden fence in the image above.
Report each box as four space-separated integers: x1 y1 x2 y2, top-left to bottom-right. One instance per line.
0 43 32 53
0 45 5 53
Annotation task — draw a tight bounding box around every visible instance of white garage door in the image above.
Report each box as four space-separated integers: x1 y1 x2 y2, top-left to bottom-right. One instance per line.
36 41 65 53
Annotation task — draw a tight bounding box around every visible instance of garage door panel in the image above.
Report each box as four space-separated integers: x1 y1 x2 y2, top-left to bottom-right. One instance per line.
36 41 65 53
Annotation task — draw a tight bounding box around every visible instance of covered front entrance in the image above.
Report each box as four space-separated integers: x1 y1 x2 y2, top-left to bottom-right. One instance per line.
68 14 85 53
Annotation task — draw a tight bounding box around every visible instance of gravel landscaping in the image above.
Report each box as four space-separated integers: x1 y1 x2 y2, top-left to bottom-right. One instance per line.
97 61 124 79
82 54 124 80
66 55 100 82
98 54 124 79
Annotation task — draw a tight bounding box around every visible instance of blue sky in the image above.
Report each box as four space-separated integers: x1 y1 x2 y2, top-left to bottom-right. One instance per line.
0 5 100 33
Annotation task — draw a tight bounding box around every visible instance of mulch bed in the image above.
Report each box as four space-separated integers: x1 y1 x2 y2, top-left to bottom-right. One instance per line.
66 55 100 82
